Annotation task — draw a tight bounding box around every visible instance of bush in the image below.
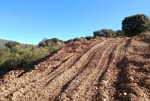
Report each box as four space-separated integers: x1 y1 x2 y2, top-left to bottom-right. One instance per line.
73 38 81 42
116 30 125 37
93 29 118 38
122 14 150 36
38 38 64 47
85 36 93 40
1 58 21 71
5 41 20 49
101 29 116 37
51 38 59 43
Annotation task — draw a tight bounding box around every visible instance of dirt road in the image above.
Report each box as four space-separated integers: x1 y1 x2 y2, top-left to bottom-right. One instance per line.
0 33 150 101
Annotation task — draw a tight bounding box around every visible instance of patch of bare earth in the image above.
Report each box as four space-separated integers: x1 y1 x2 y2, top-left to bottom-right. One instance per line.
0 33 150 101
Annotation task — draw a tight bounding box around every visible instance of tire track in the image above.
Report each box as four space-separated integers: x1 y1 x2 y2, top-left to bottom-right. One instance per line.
114 36 150 100
83 39 126 100
36 39 111 100
92 38 129 100
113 38 135 100
54 38 122 100
22 40 104 88
87 38 127 99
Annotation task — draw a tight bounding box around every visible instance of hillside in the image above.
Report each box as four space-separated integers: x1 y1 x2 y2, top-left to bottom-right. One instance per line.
0 39 10 47
0 33 150 100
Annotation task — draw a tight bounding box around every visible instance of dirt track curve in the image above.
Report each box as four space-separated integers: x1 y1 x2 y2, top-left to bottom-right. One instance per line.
0 33 150 101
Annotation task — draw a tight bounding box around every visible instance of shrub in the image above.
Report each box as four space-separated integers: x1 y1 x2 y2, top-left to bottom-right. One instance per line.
73 38 81 42
5 41 20 49
85 36 93 40
116 30 125 37
51 38 59 43
38 38 64 47
93 29 117 38
101 29 116 37
1 58 21 71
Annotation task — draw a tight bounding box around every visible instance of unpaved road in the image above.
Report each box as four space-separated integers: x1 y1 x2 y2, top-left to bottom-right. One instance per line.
0 33 150 101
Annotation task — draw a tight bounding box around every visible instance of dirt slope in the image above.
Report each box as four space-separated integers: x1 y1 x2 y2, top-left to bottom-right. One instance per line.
0 33 150 101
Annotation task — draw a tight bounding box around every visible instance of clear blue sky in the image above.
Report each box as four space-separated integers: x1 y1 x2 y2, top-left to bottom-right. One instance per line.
0 0 150 45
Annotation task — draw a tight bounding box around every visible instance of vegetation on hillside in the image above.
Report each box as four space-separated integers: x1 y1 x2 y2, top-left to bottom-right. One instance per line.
0 39 12 47
0 38 64 74
93 29 125 38
93 14 150 38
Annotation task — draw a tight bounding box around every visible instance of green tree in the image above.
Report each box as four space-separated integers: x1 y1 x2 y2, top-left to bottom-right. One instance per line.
94 29 116 38
122 14 150 36
101 29 116 37
116 30 125 36
85 36 93 40
51 38 59 43
93 31 101 37
73 38 81 42
5 41 20 49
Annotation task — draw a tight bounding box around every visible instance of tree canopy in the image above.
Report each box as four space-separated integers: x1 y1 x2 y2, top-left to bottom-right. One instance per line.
93 29 118 38
122 14 150 36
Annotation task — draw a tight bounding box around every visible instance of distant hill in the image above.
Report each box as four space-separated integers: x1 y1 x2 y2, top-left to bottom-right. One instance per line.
0 39 10 47
0 39 27 47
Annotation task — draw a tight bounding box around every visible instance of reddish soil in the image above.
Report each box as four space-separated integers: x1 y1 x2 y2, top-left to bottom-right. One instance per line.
0 33 150 101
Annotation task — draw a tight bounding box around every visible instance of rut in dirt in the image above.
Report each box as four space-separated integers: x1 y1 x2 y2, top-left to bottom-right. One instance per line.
0 33 150 101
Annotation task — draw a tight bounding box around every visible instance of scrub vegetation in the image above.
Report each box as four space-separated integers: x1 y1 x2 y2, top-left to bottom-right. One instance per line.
0 38 65 74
